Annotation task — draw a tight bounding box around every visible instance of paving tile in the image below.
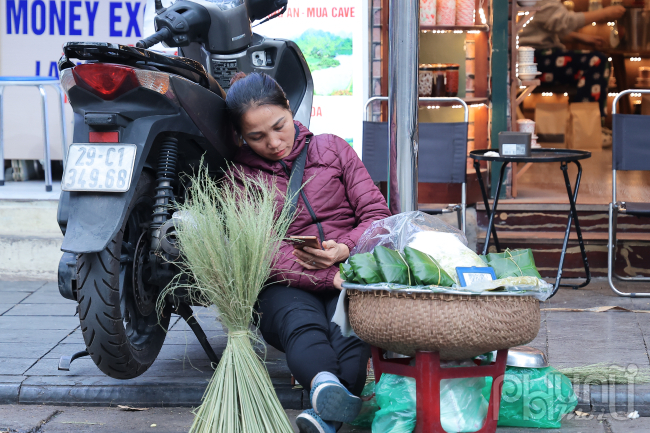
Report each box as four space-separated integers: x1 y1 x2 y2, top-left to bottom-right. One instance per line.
44 343 89 360
0 358 38 375
0 315 79 330
0 375 26 383
164 330 228 348
0 329 75 345
58 329 85 345
0 292 32 305
0 343 56 359
170 316 224 332
23 358 104 377
547 312 650 368
549 285 636 309
0 280 47 292
4 303 77 316
21 282 74 303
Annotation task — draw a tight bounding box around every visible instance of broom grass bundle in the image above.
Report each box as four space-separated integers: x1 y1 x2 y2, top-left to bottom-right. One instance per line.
559 363 650 385
160 166 294 433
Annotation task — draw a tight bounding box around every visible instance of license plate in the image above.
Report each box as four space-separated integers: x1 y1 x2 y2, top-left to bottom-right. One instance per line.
62 144 137 192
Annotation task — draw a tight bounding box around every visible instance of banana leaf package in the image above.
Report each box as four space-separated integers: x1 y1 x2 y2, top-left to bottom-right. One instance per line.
348 252 383 284
373 246 413 285
484 249 542 279
403 247 455 287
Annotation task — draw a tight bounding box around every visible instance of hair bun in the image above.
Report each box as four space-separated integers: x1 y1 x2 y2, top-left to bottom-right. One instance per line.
230 72 248 86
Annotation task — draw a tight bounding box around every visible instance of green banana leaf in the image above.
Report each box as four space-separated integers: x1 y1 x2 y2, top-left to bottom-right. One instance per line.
485 249 528 263
339 262 356 283
373 246 413 285
485 249 542 279
349 252 383 284
404 246 455 287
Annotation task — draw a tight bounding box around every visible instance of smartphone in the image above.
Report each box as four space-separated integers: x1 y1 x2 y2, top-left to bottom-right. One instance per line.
288 236 321 250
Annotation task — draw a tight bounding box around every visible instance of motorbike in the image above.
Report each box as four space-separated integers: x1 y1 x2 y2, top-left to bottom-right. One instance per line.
56 0 314 379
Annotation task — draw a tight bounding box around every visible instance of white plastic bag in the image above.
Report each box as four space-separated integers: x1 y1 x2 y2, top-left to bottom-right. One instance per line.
408 231 488 284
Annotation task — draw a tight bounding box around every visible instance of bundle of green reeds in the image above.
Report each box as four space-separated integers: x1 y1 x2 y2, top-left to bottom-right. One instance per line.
162 167 294 433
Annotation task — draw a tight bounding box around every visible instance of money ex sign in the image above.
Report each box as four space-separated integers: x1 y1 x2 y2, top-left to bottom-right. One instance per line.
6 0 142 37
0 0 145 160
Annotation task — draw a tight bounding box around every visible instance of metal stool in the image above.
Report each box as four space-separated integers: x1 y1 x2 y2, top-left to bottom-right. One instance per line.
0 77 68 191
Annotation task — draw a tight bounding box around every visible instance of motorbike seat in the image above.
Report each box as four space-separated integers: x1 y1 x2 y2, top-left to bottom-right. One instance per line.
206 73 226 99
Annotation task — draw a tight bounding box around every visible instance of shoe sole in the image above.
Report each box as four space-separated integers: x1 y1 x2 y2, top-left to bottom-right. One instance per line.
311 383 362 423
296 413 327 433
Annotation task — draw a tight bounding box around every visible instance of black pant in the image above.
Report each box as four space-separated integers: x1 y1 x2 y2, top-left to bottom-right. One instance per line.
255 284 370 396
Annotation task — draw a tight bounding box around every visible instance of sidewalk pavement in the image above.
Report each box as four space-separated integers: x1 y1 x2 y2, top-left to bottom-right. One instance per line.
1 405 649 432
2 278 650 417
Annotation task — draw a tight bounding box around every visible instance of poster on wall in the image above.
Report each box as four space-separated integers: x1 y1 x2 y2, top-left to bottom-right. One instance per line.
255 0 367 156
0 0 146 159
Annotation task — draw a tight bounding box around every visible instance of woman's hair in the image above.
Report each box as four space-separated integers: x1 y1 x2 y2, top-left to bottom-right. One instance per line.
225 72 291 133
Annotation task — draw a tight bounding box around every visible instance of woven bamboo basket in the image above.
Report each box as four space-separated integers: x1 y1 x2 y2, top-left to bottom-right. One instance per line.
348 289 540 360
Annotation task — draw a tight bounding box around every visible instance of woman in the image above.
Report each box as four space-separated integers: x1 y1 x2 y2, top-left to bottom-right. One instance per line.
519 0 625 116
225 72 391 433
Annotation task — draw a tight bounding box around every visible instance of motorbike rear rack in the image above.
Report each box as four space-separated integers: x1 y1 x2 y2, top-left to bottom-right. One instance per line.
58 301 220 371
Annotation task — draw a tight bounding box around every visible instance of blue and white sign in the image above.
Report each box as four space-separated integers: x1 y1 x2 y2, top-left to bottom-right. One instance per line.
0 0 147 160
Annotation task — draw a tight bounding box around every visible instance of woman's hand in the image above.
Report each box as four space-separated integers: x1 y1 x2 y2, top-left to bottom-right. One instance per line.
578 33 606 49
604 5 626 21
292 240 350 270
333 271 344 290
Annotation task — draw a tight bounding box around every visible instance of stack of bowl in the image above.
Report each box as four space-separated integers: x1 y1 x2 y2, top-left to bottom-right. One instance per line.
518 47 540 81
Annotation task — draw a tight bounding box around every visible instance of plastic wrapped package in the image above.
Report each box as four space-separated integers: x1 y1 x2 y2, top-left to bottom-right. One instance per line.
404 246 455 287
483 249 543 280
348 252 383 284
372 369 490 433
408 231 489 284
374 246 413 285
346 212 554 301
351 211 469 257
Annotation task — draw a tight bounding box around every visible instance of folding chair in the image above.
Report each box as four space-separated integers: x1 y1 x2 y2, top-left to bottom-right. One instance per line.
362 96 469 233
609 89 650 297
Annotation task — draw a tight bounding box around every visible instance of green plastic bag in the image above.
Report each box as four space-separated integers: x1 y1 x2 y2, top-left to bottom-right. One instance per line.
373 246 413 285
372 374 417 433
348 381 379 428
372 372 489 433
404 246 455 287
348 252 383 284
485 249 542 280
494 366 577 429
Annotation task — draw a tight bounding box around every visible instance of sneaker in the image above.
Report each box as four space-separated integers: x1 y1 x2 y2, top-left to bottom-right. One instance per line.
296 409 341 433
310 380 362 423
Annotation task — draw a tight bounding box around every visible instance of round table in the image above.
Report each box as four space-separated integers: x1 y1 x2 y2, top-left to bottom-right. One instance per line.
469 148 592 297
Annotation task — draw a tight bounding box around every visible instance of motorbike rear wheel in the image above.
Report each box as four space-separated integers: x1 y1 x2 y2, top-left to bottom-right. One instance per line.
76 171 170 379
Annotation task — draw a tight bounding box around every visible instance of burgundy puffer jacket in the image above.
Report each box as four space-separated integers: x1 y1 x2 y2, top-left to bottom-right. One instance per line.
230 121 391 291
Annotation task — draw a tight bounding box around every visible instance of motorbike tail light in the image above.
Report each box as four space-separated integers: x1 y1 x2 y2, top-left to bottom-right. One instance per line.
73 63 140 100
59 69 76 98
134 69 177 102
62 64 178 102
89 131 119 142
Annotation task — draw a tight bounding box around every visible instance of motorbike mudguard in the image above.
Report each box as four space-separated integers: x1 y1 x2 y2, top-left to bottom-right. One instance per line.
61 111 202 254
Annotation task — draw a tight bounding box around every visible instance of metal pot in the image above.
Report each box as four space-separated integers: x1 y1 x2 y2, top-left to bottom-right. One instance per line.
622 8 650 51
